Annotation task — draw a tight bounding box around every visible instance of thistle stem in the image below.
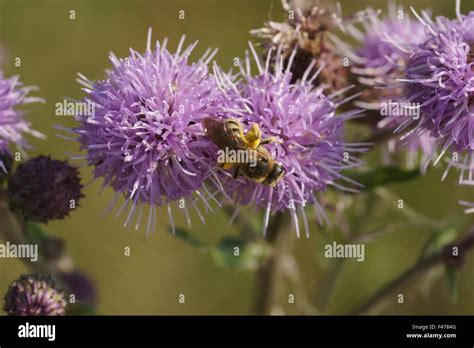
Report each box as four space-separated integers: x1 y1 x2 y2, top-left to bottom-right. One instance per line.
252 212 291 315
223 207 293 314
315 258 345 312
0 188 70 290
0 200 58 277
353 228 474 315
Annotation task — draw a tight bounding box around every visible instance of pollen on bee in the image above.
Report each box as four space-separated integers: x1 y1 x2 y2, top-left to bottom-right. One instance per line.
217 147 257 167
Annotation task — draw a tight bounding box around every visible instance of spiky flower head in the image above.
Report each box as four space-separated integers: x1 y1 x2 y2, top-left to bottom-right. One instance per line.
0 70 44 172
251 0 361 93
399 5 474 179
334 4 438 171
214 45 366 237
338 5 428 109
7 156 83 223
4 274 67 316
72 29 224 233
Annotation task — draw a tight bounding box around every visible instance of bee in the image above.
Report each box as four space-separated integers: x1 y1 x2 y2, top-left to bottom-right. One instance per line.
203 118 285 186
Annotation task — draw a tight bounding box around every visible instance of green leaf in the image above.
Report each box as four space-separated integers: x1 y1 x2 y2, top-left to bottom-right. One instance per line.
421 219 464 259
169 227 208 251
170 229 269 270
24 221 50 241
420 219 463 301
210 237 269 270
349 166 420 191
445 266 459 302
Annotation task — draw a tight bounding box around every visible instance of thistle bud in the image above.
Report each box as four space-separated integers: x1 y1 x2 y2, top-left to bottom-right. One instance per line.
4 274 67 316
251 0 354 92
61 270 97 306
7 156 83 223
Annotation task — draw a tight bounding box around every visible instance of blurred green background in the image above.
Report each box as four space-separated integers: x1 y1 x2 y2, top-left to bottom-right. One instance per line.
0 0 473 315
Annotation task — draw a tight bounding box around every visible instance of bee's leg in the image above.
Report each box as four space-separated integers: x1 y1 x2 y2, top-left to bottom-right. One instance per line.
259 136 277 146
233 166 240 179
244 123 262 149
246 123 276 148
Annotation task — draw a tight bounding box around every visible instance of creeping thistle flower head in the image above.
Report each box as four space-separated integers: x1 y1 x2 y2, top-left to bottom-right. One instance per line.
7 156 83 223
4 274 67 316
0 70 44 172
398 4 474 179
215 45 367 237
72 29 225 233
334 3 437 171
339 4 428 110
251 0 360 93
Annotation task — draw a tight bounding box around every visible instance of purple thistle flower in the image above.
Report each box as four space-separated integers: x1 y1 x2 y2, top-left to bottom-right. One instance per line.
214 44 367 237
396 3 474 180
70 29 225 233
334 4 437 171
347 6 426 106
0 70 44 173
4 274 67 316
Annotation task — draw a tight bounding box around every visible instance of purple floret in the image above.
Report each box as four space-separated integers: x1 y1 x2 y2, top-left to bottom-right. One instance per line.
400 8 474 178
216 44 367 237
0 70 44 172
72 30 226 233
336 4 435 170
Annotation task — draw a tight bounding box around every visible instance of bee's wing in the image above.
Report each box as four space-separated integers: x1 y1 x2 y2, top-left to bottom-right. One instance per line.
203 117 247 151
202 118 222 135
202 118 227 148
223 118 247 151
228 133 246 151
